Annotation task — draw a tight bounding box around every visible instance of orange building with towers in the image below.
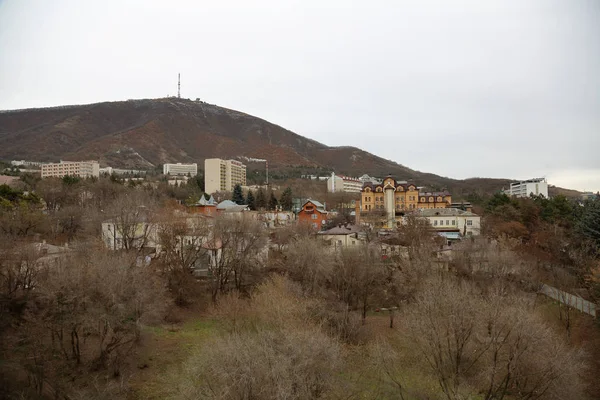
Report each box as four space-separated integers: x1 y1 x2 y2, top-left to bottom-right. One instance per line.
356 176 451 229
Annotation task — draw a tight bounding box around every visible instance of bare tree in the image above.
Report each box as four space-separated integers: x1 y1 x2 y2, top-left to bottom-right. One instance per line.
331 245 387 323
156 212 211 305
406 277 587 400
176 276 341 400
13 245 169 395
208 216 268 302
282 236 334 294
104 190 158 252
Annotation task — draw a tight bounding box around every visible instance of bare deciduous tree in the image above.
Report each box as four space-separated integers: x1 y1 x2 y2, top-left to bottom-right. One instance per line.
331 245 387 323
177 276 341 400
208 216 267 302
283 237 333 294
104 190 158 252
14 246 169 396
406 277 587 400
156 212 211 305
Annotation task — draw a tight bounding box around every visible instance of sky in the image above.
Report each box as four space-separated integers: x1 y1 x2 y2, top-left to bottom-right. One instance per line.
0 0 599 192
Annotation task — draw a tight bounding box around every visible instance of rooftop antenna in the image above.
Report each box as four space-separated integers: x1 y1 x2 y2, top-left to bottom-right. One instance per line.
177 73 181 98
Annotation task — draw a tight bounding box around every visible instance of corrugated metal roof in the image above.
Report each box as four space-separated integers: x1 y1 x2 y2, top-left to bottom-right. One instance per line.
418 208 477 217
438 232 461 240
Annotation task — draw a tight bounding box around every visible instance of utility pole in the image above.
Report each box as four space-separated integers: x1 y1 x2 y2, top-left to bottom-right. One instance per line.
178 73 181 98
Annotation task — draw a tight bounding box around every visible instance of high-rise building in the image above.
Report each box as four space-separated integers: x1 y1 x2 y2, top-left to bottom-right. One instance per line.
503 178 548 198
163 163 198 176
204 158 247 194
41 161 100 178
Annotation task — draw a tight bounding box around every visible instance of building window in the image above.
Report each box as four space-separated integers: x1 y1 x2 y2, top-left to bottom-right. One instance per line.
434 220 438 226
452 220 456 225
467 220 473 226
311 214 317 220
446 220 449 225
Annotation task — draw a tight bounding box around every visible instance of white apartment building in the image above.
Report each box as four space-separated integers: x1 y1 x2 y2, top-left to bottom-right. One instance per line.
503 178 548 198
205 158 247 194
41 160 100 178
11 160 46 167
416 208 481 236
163 163 198 176
358 174 382 185
327 172 363 193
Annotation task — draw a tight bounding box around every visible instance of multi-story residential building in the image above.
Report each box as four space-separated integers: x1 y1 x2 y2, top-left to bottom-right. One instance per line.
358 174 382 185
503 178 548 198
41 160 100 178
163 163 198 176
327 173 363 193
416 208 481 237
204 158 247 194
356 176 452 229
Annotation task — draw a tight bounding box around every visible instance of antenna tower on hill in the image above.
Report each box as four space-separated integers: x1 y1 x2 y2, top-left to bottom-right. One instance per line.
177 73 181 98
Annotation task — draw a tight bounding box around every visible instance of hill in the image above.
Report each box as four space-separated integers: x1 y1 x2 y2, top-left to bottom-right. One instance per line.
0 97 537 197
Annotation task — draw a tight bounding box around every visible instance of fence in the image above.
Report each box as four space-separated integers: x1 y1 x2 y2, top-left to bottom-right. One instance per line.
539 284 597 318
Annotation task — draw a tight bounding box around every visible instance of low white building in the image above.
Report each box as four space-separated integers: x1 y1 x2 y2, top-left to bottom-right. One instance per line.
163 163 198 176
102 220 160 251
503 178 548 198
11 160 46 168
327 173 363 193
168 176 189 186
318 224 363 249
416 208 481 237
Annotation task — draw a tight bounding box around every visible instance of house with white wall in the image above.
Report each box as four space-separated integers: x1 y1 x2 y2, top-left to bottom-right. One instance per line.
416 208 481 237
318 224 364 249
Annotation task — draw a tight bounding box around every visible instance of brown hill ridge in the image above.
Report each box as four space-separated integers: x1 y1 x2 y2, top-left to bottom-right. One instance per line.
0 97 548 197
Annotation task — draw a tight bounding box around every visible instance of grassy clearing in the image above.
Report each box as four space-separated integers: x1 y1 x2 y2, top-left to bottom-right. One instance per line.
127 310 445 400
127 317 222 400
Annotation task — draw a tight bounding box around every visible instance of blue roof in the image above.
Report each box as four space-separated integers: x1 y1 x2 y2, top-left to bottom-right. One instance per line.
438 232 461 240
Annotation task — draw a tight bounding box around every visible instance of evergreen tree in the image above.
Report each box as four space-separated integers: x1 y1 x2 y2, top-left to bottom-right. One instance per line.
232 184 245 205
268 191 279 211
246 190 256 210
578 198 600 247
279 187 293 211
255 187 267 210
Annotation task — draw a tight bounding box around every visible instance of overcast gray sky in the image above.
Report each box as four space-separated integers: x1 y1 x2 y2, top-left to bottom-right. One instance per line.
1 0 599 191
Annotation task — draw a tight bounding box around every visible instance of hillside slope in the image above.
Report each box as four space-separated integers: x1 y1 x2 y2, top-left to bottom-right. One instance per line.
0 97 514 195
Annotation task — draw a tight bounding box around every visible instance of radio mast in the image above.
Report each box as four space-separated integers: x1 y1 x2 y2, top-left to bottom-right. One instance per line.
177 73 181 98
